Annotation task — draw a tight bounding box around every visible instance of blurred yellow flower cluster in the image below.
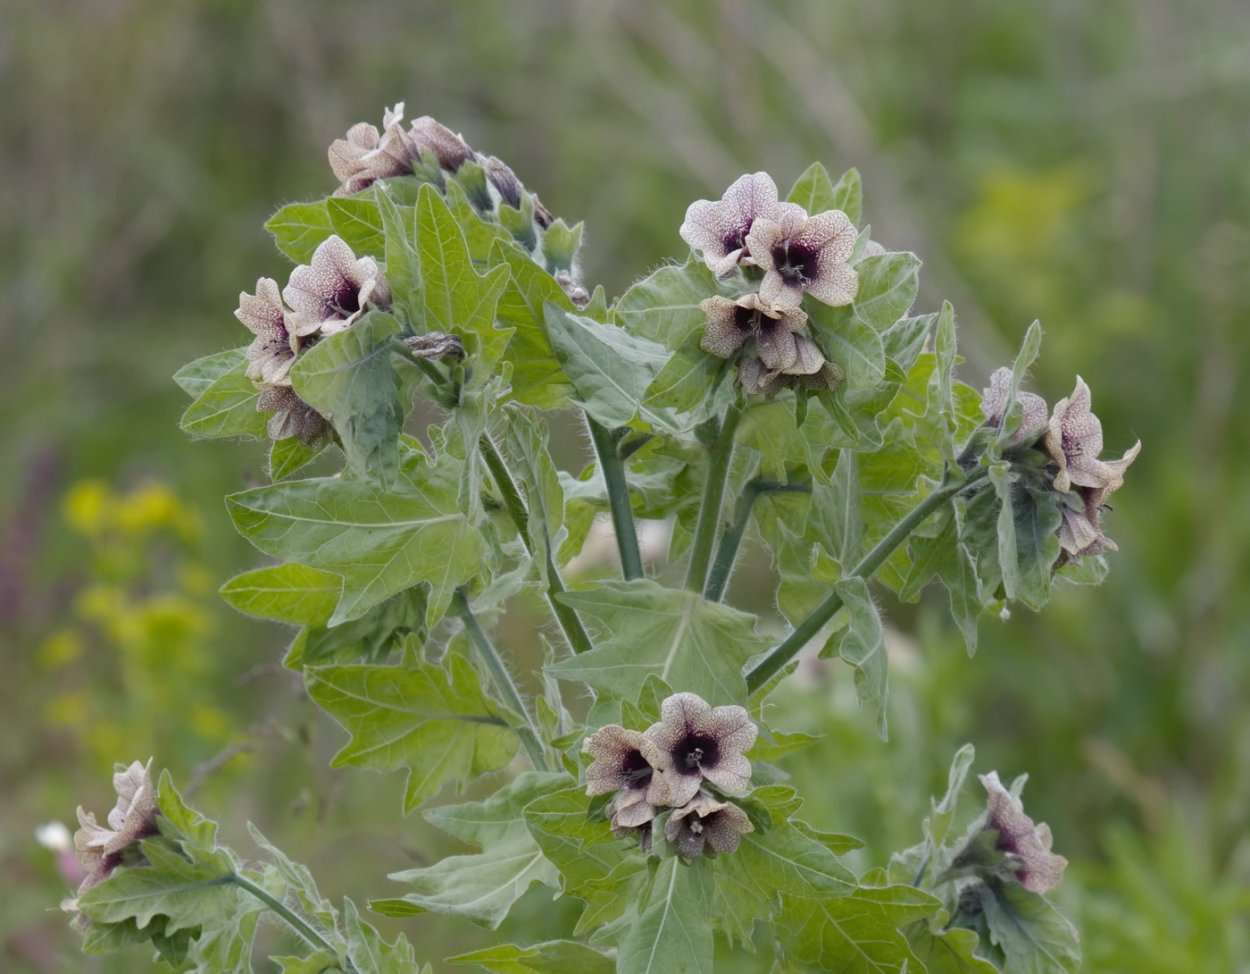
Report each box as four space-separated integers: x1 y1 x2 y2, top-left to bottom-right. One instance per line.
37 479 232 765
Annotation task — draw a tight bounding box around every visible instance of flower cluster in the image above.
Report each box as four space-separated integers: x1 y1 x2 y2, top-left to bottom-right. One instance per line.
235 235 391 444
681 172 857 397
582 692 757 858
981 368 1140 558
62 760 159 914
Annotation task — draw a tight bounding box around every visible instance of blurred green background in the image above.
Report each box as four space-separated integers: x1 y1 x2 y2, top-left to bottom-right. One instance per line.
4 1 1248 970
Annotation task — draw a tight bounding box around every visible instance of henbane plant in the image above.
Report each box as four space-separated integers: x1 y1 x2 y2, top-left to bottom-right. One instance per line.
65 103 1140 972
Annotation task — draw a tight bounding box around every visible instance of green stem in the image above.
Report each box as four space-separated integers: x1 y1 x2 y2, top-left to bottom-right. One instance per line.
704 479 810 602
685 401 745 593
744 468 989 693
586 416 644 581
229 873 340 960
478 433 593 655
453 588 550 772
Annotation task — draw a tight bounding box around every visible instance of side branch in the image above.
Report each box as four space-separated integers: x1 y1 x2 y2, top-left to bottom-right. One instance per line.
586 416 645 581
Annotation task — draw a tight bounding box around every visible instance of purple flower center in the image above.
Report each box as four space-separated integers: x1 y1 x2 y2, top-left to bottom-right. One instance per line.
773 239 819 286
330 282 361 318
721 219 753 257
673 733 719 774
621 749 653 790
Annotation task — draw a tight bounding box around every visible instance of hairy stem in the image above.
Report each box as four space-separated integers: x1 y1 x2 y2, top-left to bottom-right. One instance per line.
453 588 550 771
704 478 810 602
586 416 645 581
685 401 745 593
229 873 342 962
744 468 989 693
478 433 593 655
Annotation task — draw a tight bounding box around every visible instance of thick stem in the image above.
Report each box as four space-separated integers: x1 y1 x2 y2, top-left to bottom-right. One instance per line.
685 402 745 593
453 588 550 772
586 416 645 581
478 433 593 655
229 873 341 960
704 479 810 602
744 469 989 693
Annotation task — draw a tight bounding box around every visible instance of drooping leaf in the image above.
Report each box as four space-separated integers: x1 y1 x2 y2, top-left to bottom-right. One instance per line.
305 653 519 813
827 577 889 739
779 884 939 973
448 940 614 974
266 200 333 264
978 879 1081 974
543 305 671 429
549 579 770 705
900 507 982 654
288 585 428 669
226 449 484 626
179 360 266 440
926 301 959 462
290 311 404 480
616 857 714 974
219 562 341 626
381 773 567 926
173 348 247 398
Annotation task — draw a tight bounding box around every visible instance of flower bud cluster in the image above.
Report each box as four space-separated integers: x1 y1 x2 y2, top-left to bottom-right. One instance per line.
981 369 1140 558
681 173 859 397
235 235 391 445
328 105 587 307
582 692 757 858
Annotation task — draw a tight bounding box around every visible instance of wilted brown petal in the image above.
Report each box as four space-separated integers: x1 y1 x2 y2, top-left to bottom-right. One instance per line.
1056 486 1118 558
402 333 465 362
410 116 474 171
328 104 423 195
258 384 330 446
979 771 1068 894
68 760 159 902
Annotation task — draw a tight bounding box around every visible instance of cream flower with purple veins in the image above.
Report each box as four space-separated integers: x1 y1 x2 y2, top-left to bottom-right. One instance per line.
409 115 475 172
583 724 670 809
664 792 754 859
1056 485 1118 558
980 367 1050 448
257 384 330 446
69 759 159 900
283 235 391 338
328 103 422 196
699 293 810 370
1042 377 1142 493
746 207 859 310
236 277 306 385
680 172 805 279
978 771 1069 894
644 692 757 807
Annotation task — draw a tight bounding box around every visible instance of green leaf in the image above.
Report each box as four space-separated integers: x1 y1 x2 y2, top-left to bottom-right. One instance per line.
1008 484 1064 611
226 451 483 626
787 164 862 225
173 348 246 398
327 194 384 257
413 184 512 382
851 253 922 330
492 242 577 408
806 301 886 391
615 258 724 349
549 579 770 705
905 917 999 974
290 311 403 480
991 320 1044 456
780 884 939 973
343 898 425 974
496 405 566 582
543 305 671 428
384 772 566 926
881 313 935 372
979 880 1081 974
269 436 328 480
290 585 428 669
448 940 614 974
829 577 889 739
219 562 341 626
900 508 982 654
617 857 714 974
306 654 519 813
246 824 338 935
926 301 959 462
179 360 266 440
266 200 333 264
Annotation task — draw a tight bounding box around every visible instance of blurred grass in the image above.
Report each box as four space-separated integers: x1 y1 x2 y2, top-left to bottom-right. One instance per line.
3 0 1249 970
